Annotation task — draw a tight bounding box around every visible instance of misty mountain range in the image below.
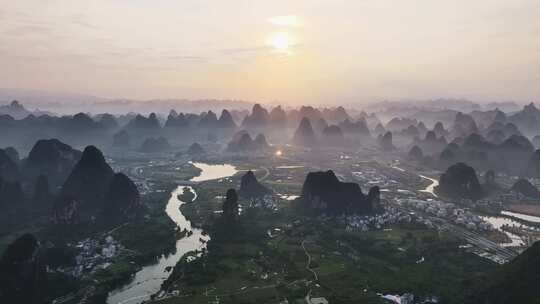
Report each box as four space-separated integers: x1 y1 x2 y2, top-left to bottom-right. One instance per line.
0 88 524 117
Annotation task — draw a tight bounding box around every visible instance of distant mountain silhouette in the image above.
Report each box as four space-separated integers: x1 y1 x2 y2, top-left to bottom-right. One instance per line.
3 147 19 163
139 137 171 152
0 179 25 210
238 170 271 198
242 104 269 129
198 110 219 128
435 131 535 176
0 148 20 182
124 113 161 133
377 131 395 150
253 134 269 148
321 125 346 147
385 117 418 132
217 109 237 129
436 162 483 200
463 133 493 150
532 135 540 149
313 117 328 134
51 196 79 225
96 113 119 130
485 128 506 145
61 145 114 207
431 121 448 138
412 130 447 155
269 106 287 127
439 143 460 163
374 123 386 136
164 111 190 128
293 117 317 147
226 131 269 152
112 130 130 147
300 170 377 215
338 118 371 137
408 145 423 160
485 121 521 140
294 106 324 127
507 102 540 133
526 149 540 178
32 175 51 206
417 121 428 136
451 112 478 138
102 173 142 221
0 100 50 119
498 134 534 152
187 142 205 155
24 139 81 187
400 124 420 138
511 178 540 199
322 106 350 124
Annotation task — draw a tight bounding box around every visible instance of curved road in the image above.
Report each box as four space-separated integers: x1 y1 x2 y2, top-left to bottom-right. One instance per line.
301 240 318 281
259 166 270 181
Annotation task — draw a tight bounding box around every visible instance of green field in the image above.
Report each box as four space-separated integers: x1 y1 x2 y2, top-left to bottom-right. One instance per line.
158 190 496 304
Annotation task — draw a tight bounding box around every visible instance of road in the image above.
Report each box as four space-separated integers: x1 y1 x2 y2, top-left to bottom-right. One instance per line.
393 203 518 263
259 166 270 181
388 163 518 262
301 240 318 281
438 221 518 261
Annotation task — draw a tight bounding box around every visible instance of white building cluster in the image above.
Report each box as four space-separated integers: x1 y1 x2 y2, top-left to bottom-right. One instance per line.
58 235 123 278
352 170 398 189
249 194 279 211
338 207 415 232
398 199 493 231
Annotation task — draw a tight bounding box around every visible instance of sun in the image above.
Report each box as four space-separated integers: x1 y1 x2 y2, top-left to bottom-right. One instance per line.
268 32 294 54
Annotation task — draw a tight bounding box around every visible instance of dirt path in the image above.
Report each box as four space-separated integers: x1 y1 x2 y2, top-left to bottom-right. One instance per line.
301 240 318 281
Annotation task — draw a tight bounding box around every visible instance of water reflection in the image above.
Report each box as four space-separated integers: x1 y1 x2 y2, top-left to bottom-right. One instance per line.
107 162 237 304
190 162 238 182
481 216 525 247
419 175 439 197
501 211 540 223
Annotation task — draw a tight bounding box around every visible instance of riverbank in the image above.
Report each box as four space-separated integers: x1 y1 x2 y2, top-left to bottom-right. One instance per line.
506 204 540 218
106 162 238 304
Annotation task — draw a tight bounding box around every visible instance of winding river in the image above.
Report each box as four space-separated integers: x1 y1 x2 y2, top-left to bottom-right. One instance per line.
419 175 439 197
107 162 237 304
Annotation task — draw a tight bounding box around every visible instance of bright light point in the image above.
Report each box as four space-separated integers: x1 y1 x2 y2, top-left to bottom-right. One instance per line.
268 15 302 27
275 150 283 156
268 32 295 54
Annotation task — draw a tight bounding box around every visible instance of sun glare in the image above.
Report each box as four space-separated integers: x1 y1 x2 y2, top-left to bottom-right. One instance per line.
268 32 294 54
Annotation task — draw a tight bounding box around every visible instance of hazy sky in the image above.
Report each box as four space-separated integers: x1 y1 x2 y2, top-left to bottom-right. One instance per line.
1 0 539 105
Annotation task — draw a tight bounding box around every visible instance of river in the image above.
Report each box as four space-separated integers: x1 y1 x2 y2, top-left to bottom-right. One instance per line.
391 165 439 197
480 216 526 247
419 175 439 197
481 211 540 247
107 162 237 304
501 211 540 223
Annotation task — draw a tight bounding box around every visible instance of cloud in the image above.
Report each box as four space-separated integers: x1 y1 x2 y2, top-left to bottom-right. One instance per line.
268 15 303 27
167 55 208 62
220 46 272 55
2 24 52 36
69 13 100 30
